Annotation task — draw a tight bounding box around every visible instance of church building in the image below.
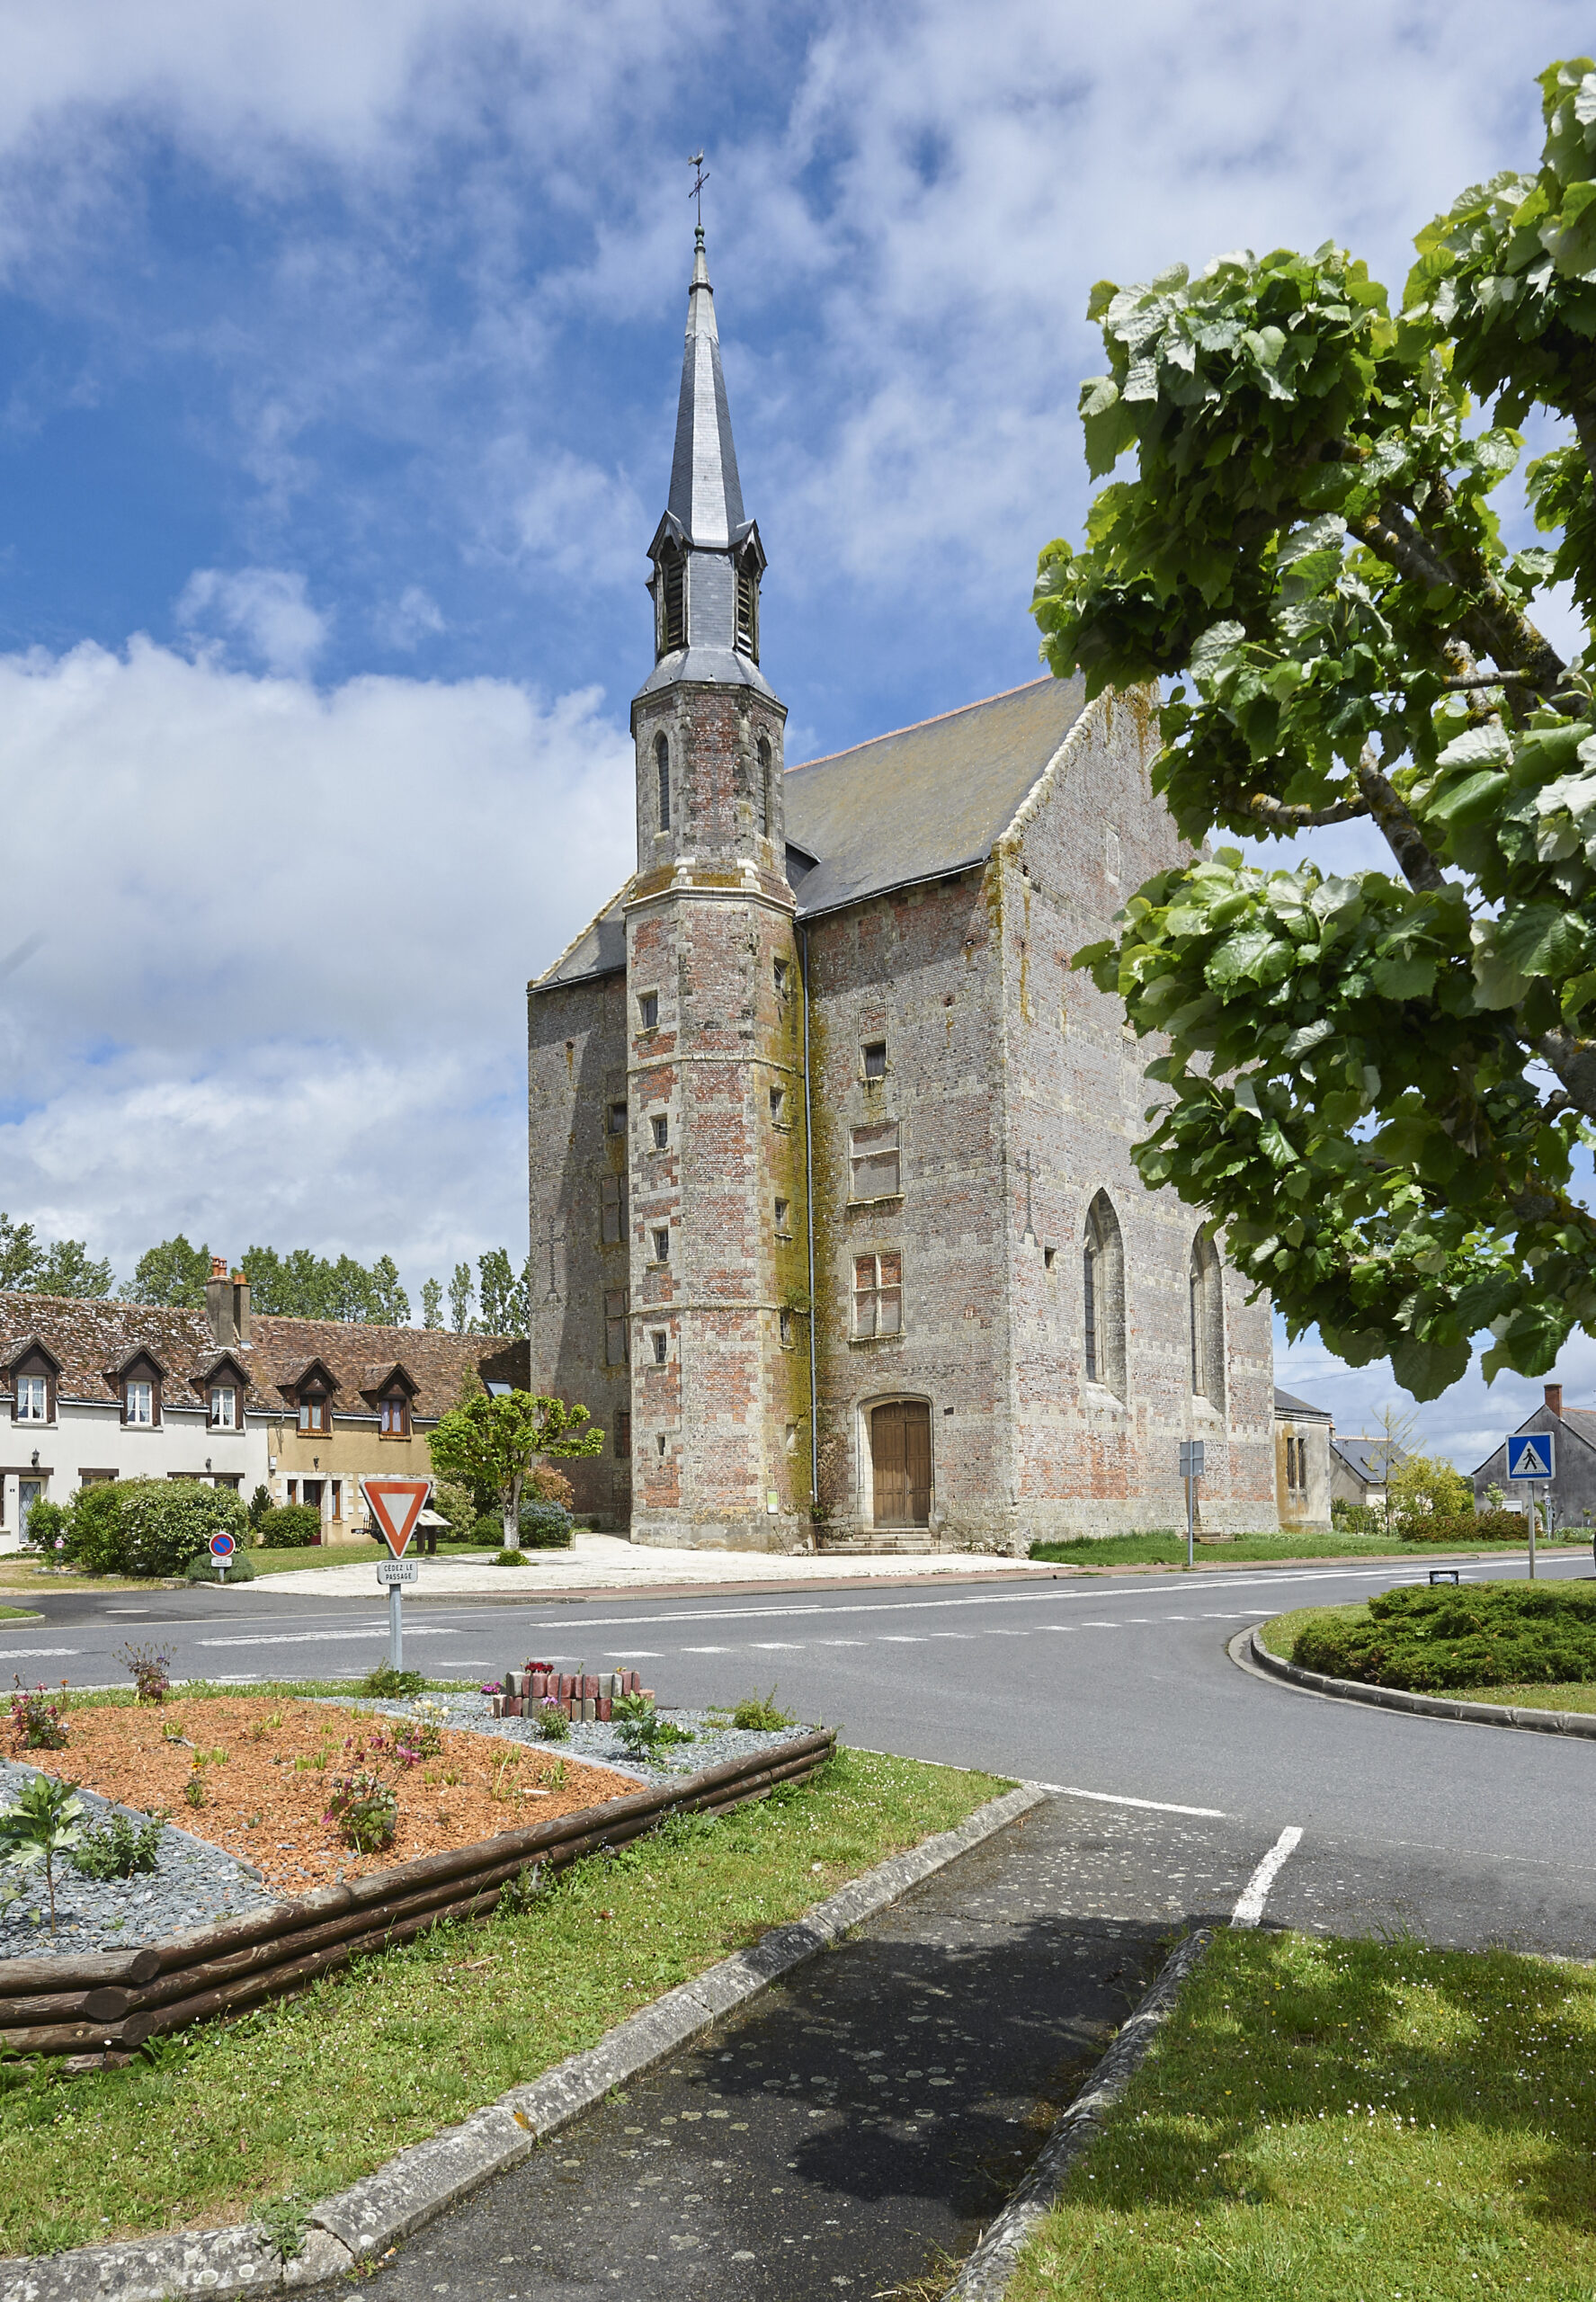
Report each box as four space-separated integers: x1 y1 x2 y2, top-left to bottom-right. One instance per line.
527 230 1277 1554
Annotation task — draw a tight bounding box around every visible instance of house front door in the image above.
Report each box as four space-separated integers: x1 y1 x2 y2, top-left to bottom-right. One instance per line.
18 1479 43 1544
871 1401 932 1527
301 1478 325 1544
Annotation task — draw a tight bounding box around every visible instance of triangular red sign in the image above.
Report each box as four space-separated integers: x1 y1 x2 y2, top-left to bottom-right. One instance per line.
361 1477 431 1559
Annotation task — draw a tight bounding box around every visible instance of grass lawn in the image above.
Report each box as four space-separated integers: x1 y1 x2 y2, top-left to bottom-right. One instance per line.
0 1729 1009 2258
1027 1530 1583 1570
0 1604 40 1621
1006 1928 1596 2302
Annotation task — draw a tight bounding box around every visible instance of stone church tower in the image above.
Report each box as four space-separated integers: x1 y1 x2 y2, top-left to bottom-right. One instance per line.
526 234 1279 1554
622 227 812 1547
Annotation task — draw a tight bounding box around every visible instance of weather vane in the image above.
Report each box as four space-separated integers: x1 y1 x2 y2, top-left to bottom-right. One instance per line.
688 150 709 228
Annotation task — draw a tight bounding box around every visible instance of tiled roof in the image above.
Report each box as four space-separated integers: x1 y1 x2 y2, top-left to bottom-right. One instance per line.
1273 1386 1332 1422
531 677 1092 988
0 1293 529 1422
1331 1436 1407 1484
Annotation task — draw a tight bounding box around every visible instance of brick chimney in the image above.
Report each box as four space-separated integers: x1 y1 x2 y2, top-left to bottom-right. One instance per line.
1545 1381 1564 1417
231 1268 252 1344
206 1258 235 1347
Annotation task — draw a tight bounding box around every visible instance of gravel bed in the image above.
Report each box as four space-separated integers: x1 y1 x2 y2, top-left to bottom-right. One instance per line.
0 1759 278 1958
326 1690 814 1789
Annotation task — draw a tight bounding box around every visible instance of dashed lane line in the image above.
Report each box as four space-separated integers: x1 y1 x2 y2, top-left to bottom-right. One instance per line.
0 1646 80 1659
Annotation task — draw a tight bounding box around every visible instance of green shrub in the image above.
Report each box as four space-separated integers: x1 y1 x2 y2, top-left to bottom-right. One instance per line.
533 1699 570 1740
431 1479 477 1540
246 1484 272 1531
63 1480 247 1579
732 1690 796 1732
257 1503 323 1549
73 1810 164 1880
1294 1580 1596 1691
21 1498 68 1555
494 1547 528 1567
184 1549 256 1582
470 1513 505 1547
611 1693 695 1754
518 1501 574 1549
1400 1508 1525 1544
1330 1498 1382 1536
361 1664 426 1699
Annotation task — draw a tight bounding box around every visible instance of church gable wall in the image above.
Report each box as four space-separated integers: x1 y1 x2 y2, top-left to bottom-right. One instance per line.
805 868 1014 1547
526 968 632 1528
994 689 1277 1536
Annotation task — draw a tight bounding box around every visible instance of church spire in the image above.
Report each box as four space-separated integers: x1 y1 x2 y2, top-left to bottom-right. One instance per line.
639 227 771 699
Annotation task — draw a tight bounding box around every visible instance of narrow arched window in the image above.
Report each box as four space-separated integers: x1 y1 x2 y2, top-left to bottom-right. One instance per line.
756 734 772 836
655 732 671 833
1082 1191 1127 1399
735 549 759 658
1190 1229 1225 1408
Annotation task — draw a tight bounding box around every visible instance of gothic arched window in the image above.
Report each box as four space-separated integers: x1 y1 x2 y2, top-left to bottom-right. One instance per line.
756 734 772 836
1082 1191 1127 1400
655 733 671 834
1190 1228 1225 1408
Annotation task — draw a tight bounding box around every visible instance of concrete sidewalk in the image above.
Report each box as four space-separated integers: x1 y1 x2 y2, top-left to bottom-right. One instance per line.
249 1531 1052 1601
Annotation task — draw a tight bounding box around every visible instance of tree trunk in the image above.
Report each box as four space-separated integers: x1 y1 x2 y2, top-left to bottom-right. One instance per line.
503 1470 523 1549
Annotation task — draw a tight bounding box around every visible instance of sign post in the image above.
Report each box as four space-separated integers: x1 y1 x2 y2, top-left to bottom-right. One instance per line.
209 1530 236 1585
360 1477 431 1671
1179 1440 1205 1570
1505 1432 1555 1581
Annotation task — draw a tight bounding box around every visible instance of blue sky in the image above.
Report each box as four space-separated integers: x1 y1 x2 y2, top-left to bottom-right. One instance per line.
0 0 1589 1463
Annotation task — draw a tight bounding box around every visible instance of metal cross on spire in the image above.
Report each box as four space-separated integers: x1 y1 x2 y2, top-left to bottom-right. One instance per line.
688 149 709 228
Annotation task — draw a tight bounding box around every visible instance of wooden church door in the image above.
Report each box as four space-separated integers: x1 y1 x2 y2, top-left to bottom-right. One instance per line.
871 1400 932 1527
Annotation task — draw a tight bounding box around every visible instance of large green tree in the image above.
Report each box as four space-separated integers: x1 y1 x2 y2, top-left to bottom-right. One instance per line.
120 1234 211 1307
0 1213 113 1298
426 1389 602 1548
1033 57 1596 1400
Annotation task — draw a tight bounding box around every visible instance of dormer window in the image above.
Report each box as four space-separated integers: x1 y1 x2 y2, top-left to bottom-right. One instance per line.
125 1380 154 1427
209 1384 237 1431
735 547 759 660
15 1376 48 1423
299 1392 331 1435
657 546 685 656
379 1392 410 1439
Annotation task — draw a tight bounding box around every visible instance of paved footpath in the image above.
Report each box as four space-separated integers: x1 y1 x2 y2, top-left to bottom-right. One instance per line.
316 1794 1287 2302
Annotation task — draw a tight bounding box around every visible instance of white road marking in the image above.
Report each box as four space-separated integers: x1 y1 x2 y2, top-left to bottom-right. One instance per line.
815 1640 867 1647
680 1646 730 1654
748 1642 804 1650
927 1632 976 1639
1231 1826 1304 1928
1078 1621 1120 1628
195 1628 461 1648
876 1636 927 1644
604 1650 661 1657
0 1647 79 1659
1035 1783 1228 1818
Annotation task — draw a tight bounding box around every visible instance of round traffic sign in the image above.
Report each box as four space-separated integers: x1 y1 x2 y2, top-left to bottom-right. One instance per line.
210 1530 236 1558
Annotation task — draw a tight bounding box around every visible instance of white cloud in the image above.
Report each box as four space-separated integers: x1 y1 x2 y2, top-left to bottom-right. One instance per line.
375 584 446 651
0 638 634 1289
177 567 331 677
498 451 647 588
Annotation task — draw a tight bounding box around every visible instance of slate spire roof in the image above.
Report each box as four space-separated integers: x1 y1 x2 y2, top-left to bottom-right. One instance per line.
667 227 745 550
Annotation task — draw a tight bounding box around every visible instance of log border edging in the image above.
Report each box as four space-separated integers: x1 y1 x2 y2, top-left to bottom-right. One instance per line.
0 1779 1048 2302
1244 1625 1596 1739
0 1732 837 2057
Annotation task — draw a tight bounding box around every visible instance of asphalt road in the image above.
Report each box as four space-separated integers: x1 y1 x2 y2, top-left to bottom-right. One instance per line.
6 1549 1593 1956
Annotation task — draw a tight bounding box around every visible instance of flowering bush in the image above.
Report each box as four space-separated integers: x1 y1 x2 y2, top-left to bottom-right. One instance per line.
8 1683 68 1751
533 1700 571 1742
324 1740 399 1851
116 1643 172 1703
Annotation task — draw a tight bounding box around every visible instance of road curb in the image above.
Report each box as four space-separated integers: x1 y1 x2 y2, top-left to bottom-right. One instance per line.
0 1782 1048 2302
1244 1626 1596 1739
941 1925 1215 2300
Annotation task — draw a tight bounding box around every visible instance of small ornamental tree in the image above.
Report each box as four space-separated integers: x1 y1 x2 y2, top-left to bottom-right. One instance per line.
1032 57 1596 1399
426 1390 602 1548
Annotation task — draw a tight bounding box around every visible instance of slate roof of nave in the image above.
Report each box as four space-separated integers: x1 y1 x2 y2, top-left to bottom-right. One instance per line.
534 676 1090 989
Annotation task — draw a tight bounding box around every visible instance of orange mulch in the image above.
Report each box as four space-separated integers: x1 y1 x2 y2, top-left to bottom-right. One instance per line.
16 1698 639 1898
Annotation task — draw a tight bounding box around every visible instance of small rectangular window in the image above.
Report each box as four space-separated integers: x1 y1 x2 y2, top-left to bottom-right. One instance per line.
778 1307 793 1347
773 1196 789 1234
615 1408 631 1457
209 1385 237 1430
651 1330 667 1365
852 1251 903 1338
380 1394 410 1438
652 1227 671 1264
287 1478 298 1503
605 1287 629 1366
329 1479 342 1520
651 1114 668 1150
15 1376 48 1423
126 1380 154 1427
638 991 659 1031
850 1120 901 1200
656 1432 667 1457
298 1395 330 1435
601 1173 627 1245
609 1101 628 1135
861 1039 887 1079
773 959 789 995
769 1085 786 1122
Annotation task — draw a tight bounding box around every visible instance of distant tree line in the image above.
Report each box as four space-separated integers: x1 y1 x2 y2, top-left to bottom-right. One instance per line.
0 1215 532 1335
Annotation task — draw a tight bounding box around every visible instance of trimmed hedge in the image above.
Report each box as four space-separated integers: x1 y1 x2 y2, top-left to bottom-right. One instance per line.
1398 1508 1528 1544
1294 1580 1596 1691
258 1502 325 1548
56 1478 247 1578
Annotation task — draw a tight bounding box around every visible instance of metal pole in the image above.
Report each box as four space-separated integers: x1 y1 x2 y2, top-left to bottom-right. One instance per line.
389 1582 404 1670
1529 1486 1538 1582
1186 1475 1195 1571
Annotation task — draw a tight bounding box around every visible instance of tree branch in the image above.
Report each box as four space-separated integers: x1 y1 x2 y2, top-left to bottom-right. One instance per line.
1352 495 1567 703
1244 792 1368 830
1536 1028 1596 1125
1574 398 1596 495
1354 757 1445 892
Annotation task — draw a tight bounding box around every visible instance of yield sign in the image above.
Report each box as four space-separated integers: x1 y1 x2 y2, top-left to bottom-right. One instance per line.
361 1477 431 1559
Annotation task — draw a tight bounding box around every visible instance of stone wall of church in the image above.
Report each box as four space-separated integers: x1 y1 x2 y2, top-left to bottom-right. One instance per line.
525 967 635 1529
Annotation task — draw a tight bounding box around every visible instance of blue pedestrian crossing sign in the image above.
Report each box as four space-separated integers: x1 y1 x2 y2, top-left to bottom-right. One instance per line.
1506 1432 1555 1480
